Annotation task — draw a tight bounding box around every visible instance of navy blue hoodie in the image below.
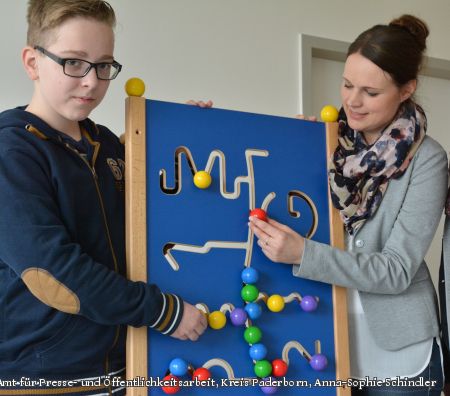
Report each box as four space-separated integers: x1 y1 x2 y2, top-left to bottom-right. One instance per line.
0 108 183 394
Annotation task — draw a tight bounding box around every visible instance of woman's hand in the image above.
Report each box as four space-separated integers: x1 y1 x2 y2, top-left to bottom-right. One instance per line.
186 100 213 108
295 114 317 121
248 216 305 265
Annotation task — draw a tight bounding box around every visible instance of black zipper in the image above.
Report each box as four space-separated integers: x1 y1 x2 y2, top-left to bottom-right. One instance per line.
65 144 121 395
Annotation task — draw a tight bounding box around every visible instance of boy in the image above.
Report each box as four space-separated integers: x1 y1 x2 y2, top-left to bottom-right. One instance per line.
0 1 207 394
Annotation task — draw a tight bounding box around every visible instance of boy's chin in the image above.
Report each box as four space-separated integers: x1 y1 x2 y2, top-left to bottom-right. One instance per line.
67 109 94 122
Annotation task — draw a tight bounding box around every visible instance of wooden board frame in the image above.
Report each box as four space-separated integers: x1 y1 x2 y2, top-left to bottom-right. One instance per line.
125 96 349 396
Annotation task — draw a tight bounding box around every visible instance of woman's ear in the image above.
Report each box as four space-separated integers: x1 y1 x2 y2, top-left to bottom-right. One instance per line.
400 79 417 102
22 46 39 81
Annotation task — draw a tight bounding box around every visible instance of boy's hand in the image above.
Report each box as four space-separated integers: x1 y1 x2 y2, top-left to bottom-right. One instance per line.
171 302 207 341
186 100 213 108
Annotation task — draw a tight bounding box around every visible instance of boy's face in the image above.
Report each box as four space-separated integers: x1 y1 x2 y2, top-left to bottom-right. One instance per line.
29 17 114 131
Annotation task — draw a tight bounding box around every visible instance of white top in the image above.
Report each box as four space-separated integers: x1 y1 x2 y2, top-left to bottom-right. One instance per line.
346 234 433 379
347 287 433 379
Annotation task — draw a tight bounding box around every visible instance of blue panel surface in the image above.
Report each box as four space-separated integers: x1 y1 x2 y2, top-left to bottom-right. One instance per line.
146 100 336 395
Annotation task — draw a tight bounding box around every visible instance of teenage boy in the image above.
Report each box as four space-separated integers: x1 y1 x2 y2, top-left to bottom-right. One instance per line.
0 1 206 394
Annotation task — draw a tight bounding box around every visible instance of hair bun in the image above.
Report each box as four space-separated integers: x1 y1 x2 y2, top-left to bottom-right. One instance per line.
389 14 429 51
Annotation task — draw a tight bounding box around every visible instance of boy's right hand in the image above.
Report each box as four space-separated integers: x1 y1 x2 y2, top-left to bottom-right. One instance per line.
171 302 207 341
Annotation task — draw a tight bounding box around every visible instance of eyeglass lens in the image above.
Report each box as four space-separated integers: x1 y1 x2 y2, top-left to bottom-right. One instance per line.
64 60 119 80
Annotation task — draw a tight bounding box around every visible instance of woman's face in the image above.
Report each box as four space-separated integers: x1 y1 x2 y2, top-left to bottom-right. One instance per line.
340 52 415 144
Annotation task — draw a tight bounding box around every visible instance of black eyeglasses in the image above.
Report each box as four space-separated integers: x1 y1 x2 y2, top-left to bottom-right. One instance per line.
34 46 122 80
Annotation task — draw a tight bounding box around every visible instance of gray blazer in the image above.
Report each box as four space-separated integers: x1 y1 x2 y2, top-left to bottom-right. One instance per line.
294 136 448 351
441 215 450 348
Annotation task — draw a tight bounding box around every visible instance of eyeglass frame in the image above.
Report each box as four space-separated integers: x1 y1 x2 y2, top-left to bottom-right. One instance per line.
34 46 122 80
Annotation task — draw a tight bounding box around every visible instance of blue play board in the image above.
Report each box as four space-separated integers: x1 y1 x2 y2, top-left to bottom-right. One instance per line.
145 100 338 395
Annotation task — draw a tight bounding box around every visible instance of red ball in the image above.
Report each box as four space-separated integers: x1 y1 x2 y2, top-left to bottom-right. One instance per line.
162 374 180 394
250 208 267 222
272 358 288 377
193 367 211 381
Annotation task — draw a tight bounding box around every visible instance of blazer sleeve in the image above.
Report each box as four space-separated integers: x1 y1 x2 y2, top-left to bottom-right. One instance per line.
293 138 448 294
441 216 450 349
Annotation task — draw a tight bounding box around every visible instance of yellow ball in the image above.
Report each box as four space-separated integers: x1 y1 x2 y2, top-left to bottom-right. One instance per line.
267 294 285 312
320 105 339 122
208 311 226 330
193 171 212 189
125 78 145 97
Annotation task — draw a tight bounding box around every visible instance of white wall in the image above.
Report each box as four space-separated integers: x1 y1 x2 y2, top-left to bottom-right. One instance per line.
2 0 450 135
2 1 450 286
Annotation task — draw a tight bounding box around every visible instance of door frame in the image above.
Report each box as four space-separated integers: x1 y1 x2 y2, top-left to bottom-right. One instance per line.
299 33 450 115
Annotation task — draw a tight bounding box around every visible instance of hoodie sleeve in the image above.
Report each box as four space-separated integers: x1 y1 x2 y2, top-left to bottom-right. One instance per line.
0 140 183 335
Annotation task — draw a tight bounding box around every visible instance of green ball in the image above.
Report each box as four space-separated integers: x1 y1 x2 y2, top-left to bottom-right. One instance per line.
254 360 272 378
241 284 259 302
244 326 262 344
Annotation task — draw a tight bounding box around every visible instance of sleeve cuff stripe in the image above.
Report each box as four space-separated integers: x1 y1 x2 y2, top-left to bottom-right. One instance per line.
155 294 174 332
149 292 166 328
161 294 182 335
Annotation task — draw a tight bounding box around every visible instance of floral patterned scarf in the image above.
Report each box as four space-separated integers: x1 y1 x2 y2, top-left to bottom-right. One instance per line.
328 101 426 235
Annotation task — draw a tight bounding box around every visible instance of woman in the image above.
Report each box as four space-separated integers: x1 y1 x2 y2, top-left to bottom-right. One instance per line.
249 15 447 395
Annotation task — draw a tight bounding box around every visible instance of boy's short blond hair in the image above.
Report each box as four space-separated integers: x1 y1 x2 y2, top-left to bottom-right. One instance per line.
27 0 116 47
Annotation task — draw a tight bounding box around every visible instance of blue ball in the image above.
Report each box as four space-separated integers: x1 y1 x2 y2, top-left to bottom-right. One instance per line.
241 267 259 284
245 302 262 320
249 343 267 360
169 358 188 376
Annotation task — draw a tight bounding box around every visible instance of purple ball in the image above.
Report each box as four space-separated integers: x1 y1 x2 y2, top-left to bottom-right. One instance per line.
260 377 278 394
310 354 328 371
300 295 318 312
245 302 262 320
230 308 248 326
